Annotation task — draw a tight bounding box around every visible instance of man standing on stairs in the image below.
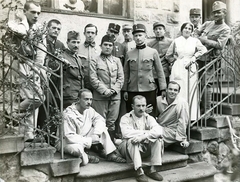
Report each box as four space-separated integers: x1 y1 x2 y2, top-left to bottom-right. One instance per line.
78 23 101 90
195 1 231 115
106 23 126 64
7 1 46 142
90 35 124 143
123 24 166 118
118 95 164 182
62 89 126 165
148 22 172 90
156 81 190 148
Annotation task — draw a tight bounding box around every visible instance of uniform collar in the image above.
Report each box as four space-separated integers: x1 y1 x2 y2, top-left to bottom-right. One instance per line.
136 43 146 49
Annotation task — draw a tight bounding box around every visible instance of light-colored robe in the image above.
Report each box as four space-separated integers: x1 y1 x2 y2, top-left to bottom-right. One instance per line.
157 96 189 144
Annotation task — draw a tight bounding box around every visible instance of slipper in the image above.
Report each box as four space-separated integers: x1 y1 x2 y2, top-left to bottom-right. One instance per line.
88 155 100 163
107 153 126 163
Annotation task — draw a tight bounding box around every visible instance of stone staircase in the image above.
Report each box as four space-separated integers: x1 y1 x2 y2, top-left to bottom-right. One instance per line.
1 86 239 181
75 150 216 182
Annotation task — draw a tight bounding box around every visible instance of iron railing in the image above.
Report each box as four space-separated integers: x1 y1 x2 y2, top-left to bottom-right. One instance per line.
0 33 65 158
186 39 240 141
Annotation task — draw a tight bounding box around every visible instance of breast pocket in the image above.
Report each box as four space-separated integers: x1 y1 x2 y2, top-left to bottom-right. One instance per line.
97 64 108 76
142 59 153 70
128 59 137 70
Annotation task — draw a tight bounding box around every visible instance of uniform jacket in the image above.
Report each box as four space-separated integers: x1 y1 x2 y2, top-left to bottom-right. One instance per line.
90 54 124 100
148 37 173 77
121 40 135 66
45 37 65 69
198 21 231 50
112 41 127 64
59 49 84 99
122 46 166 92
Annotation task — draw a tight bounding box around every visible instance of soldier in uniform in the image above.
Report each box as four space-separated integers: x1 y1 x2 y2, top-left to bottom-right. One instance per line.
116 24 135 138
122 24 135 54
148 22 172 91
195 1 231 113
90 35 124 142
189 8 202 31
58 31 84 109
123 24 166 117
38 19 66 130
78 24 101 90
106 23 126 64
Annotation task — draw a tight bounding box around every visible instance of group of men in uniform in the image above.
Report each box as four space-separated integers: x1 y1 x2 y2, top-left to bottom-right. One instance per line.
7 1 232 182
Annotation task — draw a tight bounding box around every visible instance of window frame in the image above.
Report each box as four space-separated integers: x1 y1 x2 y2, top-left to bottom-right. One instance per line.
40 0 133 20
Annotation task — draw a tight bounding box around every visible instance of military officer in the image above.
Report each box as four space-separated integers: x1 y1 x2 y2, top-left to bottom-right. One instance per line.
148 22 172 91
122 24 135 53
196 1 231 114
123 24 166 117
90 35 124 142
58 31 84 109
189 8 202 30
106 23 126 64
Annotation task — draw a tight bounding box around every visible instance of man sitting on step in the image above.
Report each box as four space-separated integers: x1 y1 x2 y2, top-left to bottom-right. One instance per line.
156 81 190 148
118 95 164 182
62 88 126 165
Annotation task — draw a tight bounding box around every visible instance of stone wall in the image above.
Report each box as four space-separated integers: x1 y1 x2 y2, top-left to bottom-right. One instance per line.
133 0 202 38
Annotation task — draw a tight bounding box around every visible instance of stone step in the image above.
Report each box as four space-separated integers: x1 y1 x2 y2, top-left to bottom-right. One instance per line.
190 127 219 141
20 142 56 166
169 139 203 154
111 162 217 182
75 150 188 182
211 86 240 103
0 134 24 154
207 115 232 128
213 102 240 116
50 152 82 177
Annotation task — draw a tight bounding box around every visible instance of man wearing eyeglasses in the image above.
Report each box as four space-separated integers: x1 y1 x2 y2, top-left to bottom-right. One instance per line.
57 31 84 109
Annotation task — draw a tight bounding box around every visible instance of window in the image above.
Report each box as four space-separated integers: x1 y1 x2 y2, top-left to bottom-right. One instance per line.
32 0 131 18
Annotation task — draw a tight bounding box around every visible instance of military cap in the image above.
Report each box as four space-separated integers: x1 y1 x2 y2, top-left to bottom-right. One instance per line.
67 31 80 40
108 23 121 33
153 22 165 30
212 1 227 12
132 24 146 34
190 8 201 15
101 35 115 45
122 24 132 30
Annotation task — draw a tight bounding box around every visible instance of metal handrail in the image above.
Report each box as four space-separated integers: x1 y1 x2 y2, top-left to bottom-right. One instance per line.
1 40 65 158
186 44 239 141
